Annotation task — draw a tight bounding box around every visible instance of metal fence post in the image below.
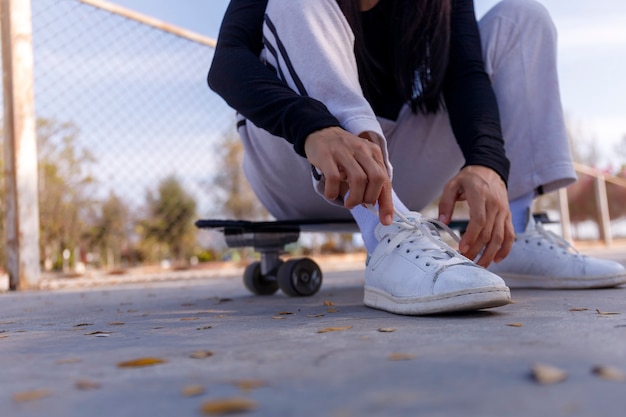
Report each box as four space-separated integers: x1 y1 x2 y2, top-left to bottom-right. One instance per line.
1 0 41 289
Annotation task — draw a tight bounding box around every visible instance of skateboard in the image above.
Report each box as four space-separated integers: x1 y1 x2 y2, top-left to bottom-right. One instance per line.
195 213 553 297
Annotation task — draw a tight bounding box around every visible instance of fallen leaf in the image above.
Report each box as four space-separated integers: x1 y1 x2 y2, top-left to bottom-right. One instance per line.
0 335 9 339
180 317 200 321
74 323 93 327
84 331 112 336
12 389 52 403
182 385 205 398
506 323 523 327
181 303 196 307
596 309 621 316
389 353 416 361
56 358 82 365
197 326 213 331
378 328 397 333
317 326 352 334
277 312 294 315
216 298 233 304
234 379 268 392
75 380 101 390
323 301 335 307
271 316 286 320
117 357 166 368
153 326 165 330
190 351 214 359
306 314 325 318
592 365 626 382
569 308 589 312
200 398 257 415
326 308 339 313
531 363 568 384
108 322 125 326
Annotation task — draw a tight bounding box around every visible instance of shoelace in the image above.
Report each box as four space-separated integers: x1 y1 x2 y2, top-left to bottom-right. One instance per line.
533 221 579 255
371 206 464 263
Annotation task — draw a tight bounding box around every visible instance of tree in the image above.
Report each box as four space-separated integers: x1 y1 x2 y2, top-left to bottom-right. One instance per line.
86 191 131 268
212 130 269 220
36 118 96 270
138 175 197 263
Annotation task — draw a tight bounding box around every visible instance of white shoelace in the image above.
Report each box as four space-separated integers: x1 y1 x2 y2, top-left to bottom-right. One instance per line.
532 221 579 255
371 206 465 263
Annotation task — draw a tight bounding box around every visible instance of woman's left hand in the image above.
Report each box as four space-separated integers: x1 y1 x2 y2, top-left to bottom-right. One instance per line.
437 165 514 267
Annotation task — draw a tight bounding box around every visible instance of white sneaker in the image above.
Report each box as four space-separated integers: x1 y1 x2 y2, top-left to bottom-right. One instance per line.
488 213 626 289
364 211 511 315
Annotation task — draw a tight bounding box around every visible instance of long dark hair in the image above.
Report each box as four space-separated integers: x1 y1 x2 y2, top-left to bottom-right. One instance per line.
337 0 451 113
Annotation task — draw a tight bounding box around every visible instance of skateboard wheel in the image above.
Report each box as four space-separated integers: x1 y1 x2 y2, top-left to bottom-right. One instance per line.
243 261 279 295
277 258 323 297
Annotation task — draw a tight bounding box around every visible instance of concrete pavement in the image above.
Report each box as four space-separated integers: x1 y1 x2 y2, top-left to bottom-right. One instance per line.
2 252 626 417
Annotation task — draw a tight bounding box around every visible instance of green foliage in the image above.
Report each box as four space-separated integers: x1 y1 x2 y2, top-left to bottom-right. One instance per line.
138 175 197 263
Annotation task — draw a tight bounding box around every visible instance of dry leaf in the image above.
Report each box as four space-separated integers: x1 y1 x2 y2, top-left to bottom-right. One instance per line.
181 303 196 307
506 323 523 327
306 314 325 318
117 357 166 368
190 351 214 359
389 353 416 361
56 358 82 365
180 317 200 321
182 385 205 397
277 312 294 315
200 398 257 415
12 389 52 403
326 308 339 313
153 326 165 330
84 331 112 336
74 323 93 327
531 363 568 384
271 316 286 320
323 301 336 307
75 380 101 390
108 322 125 326
596 309 621 316
378 328 397 333
592 365 626 382
1 335 10 339
317 326 352 334
234 379 268 392
569 308 589 312
197 326 213 331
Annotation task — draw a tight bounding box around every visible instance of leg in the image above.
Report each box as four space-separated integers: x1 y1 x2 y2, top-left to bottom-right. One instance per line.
478 0 626 287
479 0 577 199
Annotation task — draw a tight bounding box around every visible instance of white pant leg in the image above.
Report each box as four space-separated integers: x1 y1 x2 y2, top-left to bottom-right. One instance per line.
479 0 577 199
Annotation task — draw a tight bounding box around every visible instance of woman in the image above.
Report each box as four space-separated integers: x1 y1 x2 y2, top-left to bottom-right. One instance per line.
208 0 626 315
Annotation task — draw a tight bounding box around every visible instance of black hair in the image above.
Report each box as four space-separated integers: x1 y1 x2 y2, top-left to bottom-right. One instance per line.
337 0 451 113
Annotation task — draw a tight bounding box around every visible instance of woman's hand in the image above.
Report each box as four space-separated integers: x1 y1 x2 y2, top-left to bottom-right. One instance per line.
304 126 394 225
438 165 514 267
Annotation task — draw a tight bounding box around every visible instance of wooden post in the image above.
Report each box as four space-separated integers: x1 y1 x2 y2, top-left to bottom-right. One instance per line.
594 174 612 246
1 0 41 289
558 188 572 243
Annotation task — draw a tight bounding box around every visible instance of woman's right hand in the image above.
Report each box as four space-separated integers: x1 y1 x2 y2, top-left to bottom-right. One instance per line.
304 126 394 225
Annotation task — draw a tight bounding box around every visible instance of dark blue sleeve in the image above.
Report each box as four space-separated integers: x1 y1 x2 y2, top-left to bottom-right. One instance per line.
443 0 510 184
207 0 341 158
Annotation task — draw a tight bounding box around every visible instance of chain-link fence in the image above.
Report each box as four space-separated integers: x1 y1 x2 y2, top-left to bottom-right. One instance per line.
1 0 258 276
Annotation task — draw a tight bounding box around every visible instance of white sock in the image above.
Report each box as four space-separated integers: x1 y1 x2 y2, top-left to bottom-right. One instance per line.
509 191 534 234
349 190 410 254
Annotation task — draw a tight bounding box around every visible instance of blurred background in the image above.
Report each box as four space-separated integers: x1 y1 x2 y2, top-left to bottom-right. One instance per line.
1 0 625 282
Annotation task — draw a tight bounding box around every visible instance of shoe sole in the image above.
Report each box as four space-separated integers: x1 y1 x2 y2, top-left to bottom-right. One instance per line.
501 272 626 289
363 286 511 316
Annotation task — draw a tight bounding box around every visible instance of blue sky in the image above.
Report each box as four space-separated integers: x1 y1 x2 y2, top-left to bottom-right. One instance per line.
109 0 626 168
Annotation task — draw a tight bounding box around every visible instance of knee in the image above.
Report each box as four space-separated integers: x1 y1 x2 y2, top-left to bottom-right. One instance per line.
483 0 557 37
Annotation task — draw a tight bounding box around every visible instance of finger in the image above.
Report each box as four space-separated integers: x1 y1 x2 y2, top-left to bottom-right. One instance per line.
377 181 394 225
494 213 514 263
475 211 505 268
459 202 489 260
437 182 459 225
342 162 368 209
